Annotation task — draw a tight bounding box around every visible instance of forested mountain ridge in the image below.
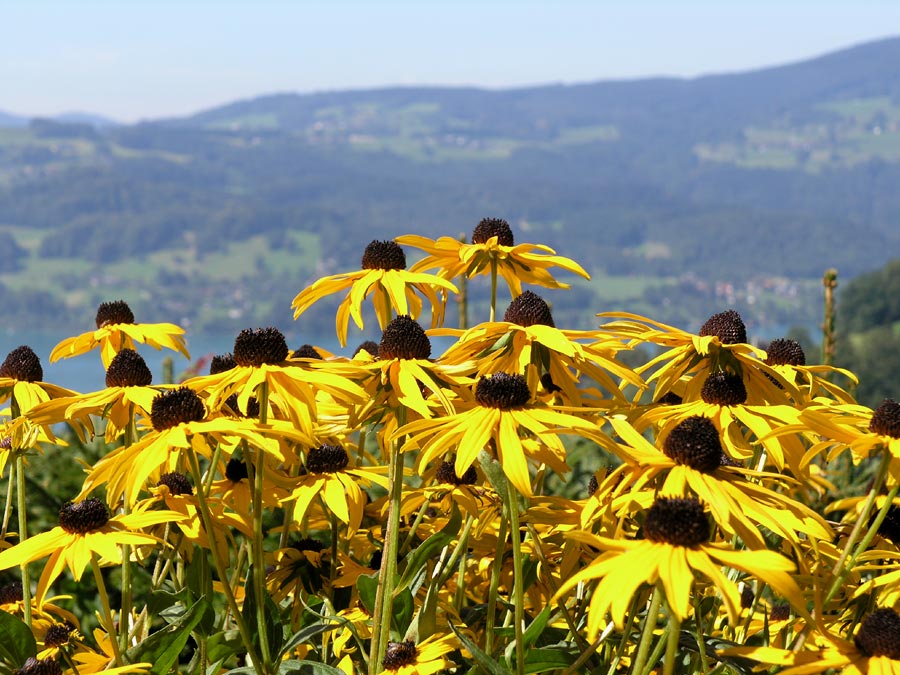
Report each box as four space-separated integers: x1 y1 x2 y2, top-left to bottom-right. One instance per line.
2 37 900 339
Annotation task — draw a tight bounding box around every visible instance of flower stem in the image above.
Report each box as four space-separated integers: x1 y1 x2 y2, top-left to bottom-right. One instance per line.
504 480 526 675
14 453 31 628
489 258 498 322
90 553 123 667
662 603 682 675
631 584 662 675
484 500 508 657
118 405 137 655
249 382 273 671
368 408 407 675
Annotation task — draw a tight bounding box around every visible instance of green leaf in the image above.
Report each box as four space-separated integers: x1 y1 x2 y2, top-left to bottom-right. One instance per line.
449 622 507 675
356 572 379 615
523 647 576 673
278 660 349 674
522 606 552 650
125 596 211 675
205 630 242 675
280 620 338 660
0 609 36 665
396 505 462 593
391 586 415 636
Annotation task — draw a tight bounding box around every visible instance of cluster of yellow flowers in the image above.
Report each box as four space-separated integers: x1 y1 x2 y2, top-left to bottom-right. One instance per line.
0 219 897 675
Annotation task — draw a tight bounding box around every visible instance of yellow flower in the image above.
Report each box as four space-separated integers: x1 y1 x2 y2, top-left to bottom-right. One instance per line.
0 498 183 604
71 627 152 674
291 239 457 346
50 300 189 369
398 372 599 497
557 496 808 638
377 633 457 675
397 218 589 297
0 345 75 413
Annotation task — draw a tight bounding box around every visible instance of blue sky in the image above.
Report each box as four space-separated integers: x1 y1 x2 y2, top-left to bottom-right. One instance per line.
3 0 899 121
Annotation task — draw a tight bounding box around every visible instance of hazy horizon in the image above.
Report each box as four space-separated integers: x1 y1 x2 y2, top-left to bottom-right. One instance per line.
4 0 900 122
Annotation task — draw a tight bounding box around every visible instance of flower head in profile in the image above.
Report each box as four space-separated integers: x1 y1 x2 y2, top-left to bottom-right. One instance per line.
397 217 589 297
0 345 75 413
291 239 457 346
377 633 457 675
0 498 183 604
50 300 189 369
557 496 808 638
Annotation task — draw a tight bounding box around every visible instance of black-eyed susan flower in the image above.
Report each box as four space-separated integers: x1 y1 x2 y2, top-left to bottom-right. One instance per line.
765 337 857 403
0 498 183 604
0 345 74 413
70 627 152 674
291 239 458 346
397 218 589 298
277 443 389 535
398 371 599 497
50 300 189 369
558 496 808 638
377 633 456 675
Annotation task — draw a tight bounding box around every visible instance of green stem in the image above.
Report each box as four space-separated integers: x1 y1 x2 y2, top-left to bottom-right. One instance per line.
484 502 508 657
631 584 662 675
0 466 14 538
249 382 273 671
505 480 526 675
605 592 645 675
489 258 498 322
662 604 682 675
15 454 31 628
693 591 712 673
187 449 262 671
90 553 123 667
368 408 407 675
118 405 137 655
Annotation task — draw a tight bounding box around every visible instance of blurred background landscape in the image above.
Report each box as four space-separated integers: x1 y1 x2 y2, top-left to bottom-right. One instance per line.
2 1 900 404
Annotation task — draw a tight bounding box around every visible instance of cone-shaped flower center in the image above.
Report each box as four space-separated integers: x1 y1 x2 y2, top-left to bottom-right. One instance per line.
150 387 205 431
436 460 477 486
503 290 555 327
354 340 379 358
0 346 43 382
15 657 62 675
878 505 900 544
209 353 237 375
291 344 322 360
657 391 683 406
769 603 791 621
225 394 260 418
306 444 350 474
870 399 900 439
472 217 514 246
0 581 23 604
699 309 747 345
379 315 431 360
765 338 806 366
383 639 419 671
855 608 900 659
58 498 110 535
105 348 152 388
95 300 135 328
587 474 599 497
293 537 325 553
701 371 747 406
663 416 723 473
43 623 74 648
233 327 289 367
643 497 710 547
475 372 530 410
225 458 249 483
157 472 194 496
361 240 406 271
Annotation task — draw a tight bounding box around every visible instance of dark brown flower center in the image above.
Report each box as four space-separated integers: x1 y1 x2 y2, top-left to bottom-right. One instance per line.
663 416 723 473
503 291 555 327
699 310 747 345
643 497 710 547
291 344 322 360
656 391 683 406
150 387 205 431
870 399 900 439
740 584 755 609
769 603 791 621
157 472 194 496
354 340 379 358
233 327 289 367
95 300 134 328
0 581 23 604
15 657 62 675
541 372 562 393
225 458 249 483
765 338 806 366
382 639 418 671
58 498 109 535
587 474 599 497
105 349 152 388
361 240 407 271
0 346 43 382
436 460 477 486
855 608 900 659
209 353 237 375
306 444 350 474
224 394 259 418
472 217 514 246
475 372 531 409
293 537 326 553
700 371 747 406
43 622 74 648
379 315 431 361
877 505 900 544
